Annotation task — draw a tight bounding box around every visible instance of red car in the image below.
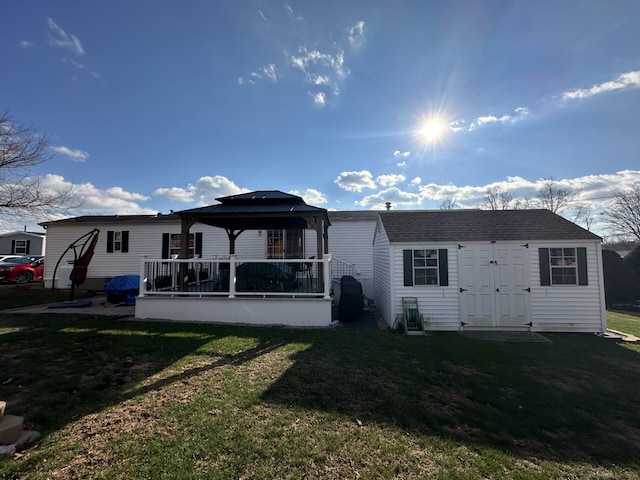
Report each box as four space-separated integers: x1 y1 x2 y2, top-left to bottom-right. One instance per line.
0 256 45 284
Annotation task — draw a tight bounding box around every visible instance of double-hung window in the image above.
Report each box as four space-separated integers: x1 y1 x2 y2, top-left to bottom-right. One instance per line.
107 231 129 253
403 248 449 287
13 240 28 254
539 247 588 286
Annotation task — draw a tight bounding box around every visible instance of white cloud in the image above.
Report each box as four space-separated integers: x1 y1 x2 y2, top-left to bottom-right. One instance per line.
20 41 32 48
377 174 406 187
311 91 326 105
410 177 422 185
467 107 530 131
38 174 154 215
51 145 89 162
358 187 422 209
334 170 376 192
562 71 640 100
393 150 411 158
290 188 327 205
396 161 407 167
347 21 366 48
47 17 84 56
284 2 303 22
154 175 248 205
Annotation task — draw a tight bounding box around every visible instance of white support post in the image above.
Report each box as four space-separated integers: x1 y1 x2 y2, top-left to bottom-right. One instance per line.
228 254 237 298
139 255 148 296
323 254 332 299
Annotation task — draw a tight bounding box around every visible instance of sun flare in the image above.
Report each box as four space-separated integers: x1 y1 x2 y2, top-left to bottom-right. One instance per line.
418 118 446 143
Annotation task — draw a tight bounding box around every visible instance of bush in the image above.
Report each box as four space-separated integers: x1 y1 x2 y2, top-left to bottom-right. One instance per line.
602 249 640 308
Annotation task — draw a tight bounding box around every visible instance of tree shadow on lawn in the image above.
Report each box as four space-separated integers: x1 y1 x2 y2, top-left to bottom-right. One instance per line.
261 330 640 467
0 313 285 436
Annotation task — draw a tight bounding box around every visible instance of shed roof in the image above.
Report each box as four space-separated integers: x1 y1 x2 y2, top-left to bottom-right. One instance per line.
378 209 601 243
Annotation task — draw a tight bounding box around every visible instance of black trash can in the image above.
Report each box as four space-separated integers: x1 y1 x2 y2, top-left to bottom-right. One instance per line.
339 275 363 321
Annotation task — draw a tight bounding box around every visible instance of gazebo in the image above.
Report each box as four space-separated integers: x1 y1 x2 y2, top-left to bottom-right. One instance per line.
176 190 330 258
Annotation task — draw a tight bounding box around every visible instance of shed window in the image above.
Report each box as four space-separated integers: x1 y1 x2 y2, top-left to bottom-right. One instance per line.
539 247 588 286
403 249 449 287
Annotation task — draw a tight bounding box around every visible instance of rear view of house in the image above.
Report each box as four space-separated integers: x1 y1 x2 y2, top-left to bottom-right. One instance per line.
373 209 606 333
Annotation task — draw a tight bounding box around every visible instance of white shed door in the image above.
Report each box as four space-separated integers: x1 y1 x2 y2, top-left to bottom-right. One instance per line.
459 243 530 328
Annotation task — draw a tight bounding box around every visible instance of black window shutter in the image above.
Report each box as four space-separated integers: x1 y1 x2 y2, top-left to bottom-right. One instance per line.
11 240 15 254
107 231 114 253
121 231 129 253
26 240 31 254
161 233 170 259
577 247 588 285
438 249 449 286
195 232 203 256
403 250 413 286
539 248 551 286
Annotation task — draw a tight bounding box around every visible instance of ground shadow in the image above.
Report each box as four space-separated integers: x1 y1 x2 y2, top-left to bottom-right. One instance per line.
261 329 640 467
0 313 286 436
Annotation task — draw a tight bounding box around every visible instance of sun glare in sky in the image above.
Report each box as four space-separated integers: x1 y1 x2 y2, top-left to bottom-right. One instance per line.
417 117 447 144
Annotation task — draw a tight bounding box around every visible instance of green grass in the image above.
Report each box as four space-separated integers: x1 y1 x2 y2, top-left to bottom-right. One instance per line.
0 284 90 310
0 311 639 479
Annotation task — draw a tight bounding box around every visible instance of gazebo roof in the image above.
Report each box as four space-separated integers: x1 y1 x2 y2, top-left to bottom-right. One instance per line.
176 190 331 231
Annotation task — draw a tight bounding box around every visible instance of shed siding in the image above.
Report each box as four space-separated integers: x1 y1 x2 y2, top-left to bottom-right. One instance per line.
528 241 605 332
373 222 392 327
389 243 461 331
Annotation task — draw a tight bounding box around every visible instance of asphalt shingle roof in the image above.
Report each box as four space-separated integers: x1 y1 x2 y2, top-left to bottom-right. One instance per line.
378 209 601 243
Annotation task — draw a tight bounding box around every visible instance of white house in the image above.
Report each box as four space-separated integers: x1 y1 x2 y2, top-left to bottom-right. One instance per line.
373 209 606 333
0 231 46 257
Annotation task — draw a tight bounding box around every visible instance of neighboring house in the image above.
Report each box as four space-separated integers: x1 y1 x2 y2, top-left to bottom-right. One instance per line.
39 211 378 295
0 231 46 256
373 209 606 333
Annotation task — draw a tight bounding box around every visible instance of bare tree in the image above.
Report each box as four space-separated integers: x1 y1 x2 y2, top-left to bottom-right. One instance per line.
535 178 576 213
572 203 595 231
0 111 75 220
605 185 640 241
484 186 517 210
439 198 459 210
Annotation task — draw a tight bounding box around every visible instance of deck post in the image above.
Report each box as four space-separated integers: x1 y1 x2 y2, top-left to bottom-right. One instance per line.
323 254 332 299
139 255 148 296
228 254 237 298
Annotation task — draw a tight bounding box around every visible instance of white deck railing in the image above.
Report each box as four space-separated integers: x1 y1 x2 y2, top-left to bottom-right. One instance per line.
139 254 332 300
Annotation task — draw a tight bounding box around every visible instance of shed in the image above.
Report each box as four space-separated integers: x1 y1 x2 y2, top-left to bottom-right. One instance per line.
373 209 606 333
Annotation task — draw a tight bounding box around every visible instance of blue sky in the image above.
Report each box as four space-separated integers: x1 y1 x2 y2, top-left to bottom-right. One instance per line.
2 0 639 237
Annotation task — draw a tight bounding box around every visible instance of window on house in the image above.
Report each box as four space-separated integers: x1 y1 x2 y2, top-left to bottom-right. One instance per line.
403 249 449 287
14 240 28 254
169 233 194 257
162 232 202 258
539 247 588 286
267 229 304 259
107 231 129 253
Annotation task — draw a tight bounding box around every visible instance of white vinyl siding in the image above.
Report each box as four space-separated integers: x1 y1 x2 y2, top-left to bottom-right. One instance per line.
529 241 605 332
373 221 392 327
389 243 460 331
326 218 377 298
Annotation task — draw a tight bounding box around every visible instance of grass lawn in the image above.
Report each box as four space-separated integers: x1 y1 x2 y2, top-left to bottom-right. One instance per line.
0 310 639 479
0 284 90 310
